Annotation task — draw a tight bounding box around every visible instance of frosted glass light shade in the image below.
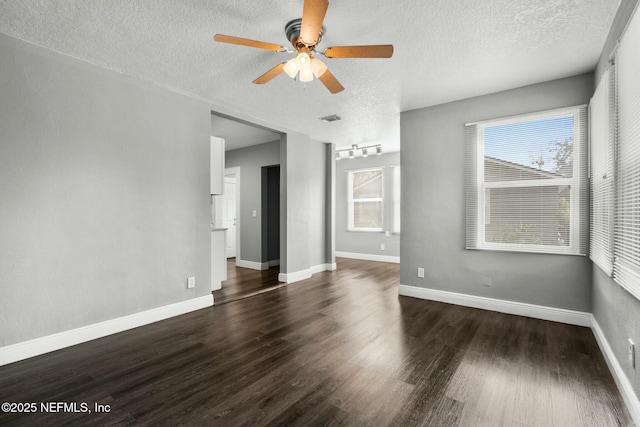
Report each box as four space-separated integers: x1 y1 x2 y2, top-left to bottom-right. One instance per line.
283 58 298 78
296 52 313 82
296 52 310 69
299 67 314 82
311 57 328 77
284 52 324 83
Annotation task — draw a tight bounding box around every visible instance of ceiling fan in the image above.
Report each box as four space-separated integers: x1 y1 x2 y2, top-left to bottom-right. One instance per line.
213 0 393 94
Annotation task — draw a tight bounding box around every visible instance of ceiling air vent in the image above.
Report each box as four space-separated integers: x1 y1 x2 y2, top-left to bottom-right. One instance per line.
319 114 342 123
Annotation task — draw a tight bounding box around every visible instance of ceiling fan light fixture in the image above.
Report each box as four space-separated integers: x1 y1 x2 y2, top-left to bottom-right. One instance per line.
287 50 313 81
283 58 299 78
311 57 327 77
295 51 311 68
299 67 314 82
214 0 393 94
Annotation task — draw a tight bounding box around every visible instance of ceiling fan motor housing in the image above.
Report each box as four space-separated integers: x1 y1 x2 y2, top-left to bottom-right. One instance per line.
285 18 325 49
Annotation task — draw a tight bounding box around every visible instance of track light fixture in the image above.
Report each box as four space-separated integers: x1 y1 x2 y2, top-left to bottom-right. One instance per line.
335 144 382 160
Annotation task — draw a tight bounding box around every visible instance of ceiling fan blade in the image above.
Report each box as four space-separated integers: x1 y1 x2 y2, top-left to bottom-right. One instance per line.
253 63 287 85
318 68 344 94
324 45 394 58
300 0 329 45
214 34 284 52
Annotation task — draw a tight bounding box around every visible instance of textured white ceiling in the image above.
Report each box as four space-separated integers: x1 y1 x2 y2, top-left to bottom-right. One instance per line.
0 0 620 153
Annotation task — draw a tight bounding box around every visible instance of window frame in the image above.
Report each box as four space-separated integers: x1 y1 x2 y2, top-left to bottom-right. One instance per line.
347 167 385 232
472 107 585 255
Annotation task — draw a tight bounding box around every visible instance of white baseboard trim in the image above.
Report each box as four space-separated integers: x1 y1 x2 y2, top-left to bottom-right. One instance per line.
236 259 268 270
336 251 400 264
278 269 312 284
0 295 213 367
268 259 280 268
310 263 336 274
279 264 335 283
591 317 640 425
398 284 591 327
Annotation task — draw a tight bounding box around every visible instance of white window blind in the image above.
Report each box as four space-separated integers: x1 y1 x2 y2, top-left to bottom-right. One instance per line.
613 3 640 300
347 168 383 231
466 107 588 255
589 67 615 275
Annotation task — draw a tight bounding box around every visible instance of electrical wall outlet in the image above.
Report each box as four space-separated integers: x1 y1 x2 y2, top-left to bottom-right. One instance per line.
417 268 425 278
187 276 196 289
629 339 636 369
380 243 385 251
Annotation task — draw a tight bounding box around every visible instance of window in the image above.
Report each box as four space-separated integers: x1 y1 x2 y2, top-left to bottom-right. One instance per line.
465 107 588 255
347 168 383 231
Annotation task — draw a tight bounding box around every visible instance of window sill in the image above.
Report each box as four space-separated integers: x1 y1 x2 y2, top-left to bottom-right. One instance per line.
468 245 585 256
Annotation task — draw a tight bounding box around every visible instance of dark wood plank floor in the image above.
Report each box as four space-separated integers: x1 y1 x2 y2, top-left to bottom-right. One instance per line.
212 259 281 305
0 258 633 426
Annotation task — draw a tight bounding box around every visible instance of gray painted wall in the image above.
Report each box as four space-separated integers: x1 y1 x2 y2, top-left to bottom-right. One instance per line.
280 133 310 274
592 0 640 399
325 143 336 265
400 73 594 312
336 152 401 258
309 140 327 267
593 267 640 399
225 140 281 264
0 34 212 346
279 134 330 275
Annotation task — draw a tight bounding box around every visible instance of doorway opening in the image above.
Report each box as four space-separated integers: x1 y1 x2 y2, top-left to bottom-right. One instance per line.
261 165 280 268
212 165 283 305
211 111 285 304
